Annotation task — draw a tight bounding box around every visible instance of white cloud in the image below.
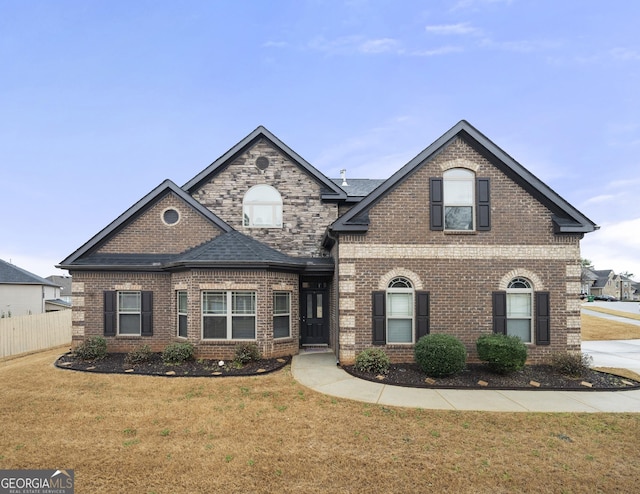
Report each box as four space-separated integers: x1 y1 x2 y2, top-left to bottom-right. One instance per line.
359 38 401 54
425 22 481 36
307 35 402 55
263 40 288 48
411 45 464 57
580 217 640 281
583 194 616 205
610 47 640 61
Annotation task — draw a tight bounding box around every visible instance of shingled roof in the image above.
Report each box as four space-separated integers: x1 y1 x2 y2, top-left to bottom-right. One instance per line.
330 120 598 234
0 259 58 286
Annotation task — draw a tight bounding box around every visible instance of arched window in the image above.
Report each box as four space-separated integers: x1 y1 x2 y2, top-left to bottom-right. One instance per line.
243 185 282 228
507 277 533 343
386 277 414 343
443 168 475 231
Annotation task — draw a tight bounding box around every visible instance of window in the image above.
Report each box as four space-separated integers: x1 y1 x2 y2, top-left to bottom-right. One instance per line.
202 291 256 340
177 291 187 338
386 278 414 343
372 283 430 345
443 168 474 231
506 278 533 343
430 172 490 231
104 291 152 337
118 291 141 335
273 292 291 338
243 185 283 228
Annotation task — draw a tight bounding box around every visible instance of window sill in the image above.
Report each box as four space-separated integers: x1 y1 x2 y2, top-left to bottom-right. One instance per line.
444 230 477 235
199 339 257 345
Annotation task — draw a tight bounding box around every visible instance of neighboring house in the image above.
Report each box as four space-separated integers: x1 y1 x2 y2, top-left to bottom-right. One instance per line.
46 275 73 304
580 267 599 296
588 269 618 299
58 121 597 364
0 259 68 316
618 275 635 301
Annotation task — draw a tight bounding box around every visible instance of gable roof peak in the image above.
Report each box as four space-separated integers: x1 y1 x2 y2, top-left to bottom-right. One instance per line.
58 179 231 267
330 120 597 234
182 126 346 200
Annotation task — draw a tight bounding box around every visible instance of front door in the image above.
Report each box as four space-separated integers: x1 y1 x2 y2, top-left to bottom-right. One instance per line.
300 283 329 346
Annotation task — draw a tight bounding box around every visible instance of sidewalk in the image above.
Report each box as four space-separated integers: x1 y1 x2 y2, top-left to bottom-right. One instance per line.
291 351 640 412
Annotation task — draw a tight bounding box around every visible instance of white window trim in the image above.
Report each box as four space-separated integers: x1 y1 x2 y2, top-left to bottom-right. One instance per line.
443 168 475 231
118 291 141 336
243 184 283 228
386 278 414 344
506 278 533 344
201 291 257 340
273 291 291 339
177 290 188 338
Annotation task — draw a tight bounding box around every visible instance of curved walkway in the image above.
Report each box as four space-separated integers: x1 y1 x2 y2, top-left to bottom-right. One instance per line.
291 351 640 412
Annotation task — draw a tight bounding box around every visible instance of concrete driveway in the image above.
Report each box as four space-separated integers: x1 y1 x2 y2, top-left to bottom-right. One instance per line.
581 302 640 374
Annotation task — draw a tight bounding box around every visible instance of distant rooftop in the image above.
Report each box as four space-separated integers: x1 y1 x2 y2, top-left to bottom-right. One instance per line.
0 259 58 286
331 178 386 197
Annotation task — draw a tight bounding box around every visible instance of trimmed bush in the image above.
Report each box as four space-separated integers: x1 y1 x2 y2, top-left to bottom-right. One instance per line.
234 342 262 364
354 348 391 375
162 342 195 365
125 344 153 365
551 351 593 377
476 334 527 375
73 336 107 361
414 334 467 378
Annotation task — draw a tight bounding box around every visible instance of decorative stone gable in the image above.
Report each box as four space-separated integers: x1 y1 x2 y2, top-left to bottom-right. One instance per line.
191 138 338 257
97 192 222 255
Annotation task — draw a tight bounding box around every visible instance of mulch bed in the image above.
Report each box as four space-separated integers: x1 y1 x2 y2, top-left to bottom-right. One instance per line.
55 352 289 377
55 352 640 391
343 363 640 391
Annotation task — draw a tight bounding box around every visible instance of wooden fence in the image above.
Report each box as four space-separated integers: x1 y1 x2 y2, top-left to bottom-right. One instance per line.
0 311 72 359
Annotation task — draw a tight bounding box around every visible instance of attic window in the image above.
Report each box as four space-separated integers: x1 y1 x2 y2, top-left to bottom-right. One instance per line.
255 156 270 171
162 208 180 226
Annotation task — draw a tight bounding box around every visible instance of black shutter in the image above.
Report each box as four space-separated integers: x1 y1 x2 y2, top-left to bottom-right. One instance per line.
104 291 116 337
535 291 550 345
430 178 444 231
141 291 153 337
415 291 430 340
372 291 386 345
476 178 491 231
492 291 507 335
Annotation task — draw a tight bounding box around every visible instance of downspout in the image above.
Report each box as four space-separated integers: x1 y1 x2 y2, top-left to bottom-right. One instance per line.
324 228 340 366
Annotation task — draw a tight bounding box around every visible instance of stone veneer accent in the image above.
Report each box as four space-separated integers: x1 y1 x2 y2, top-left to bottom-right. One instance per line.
191 139 338 257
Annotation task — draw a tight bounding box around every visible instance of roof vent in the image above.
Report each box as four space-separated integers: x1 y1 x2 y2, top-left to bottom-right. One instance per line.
256 156 270 171
340 169 349 186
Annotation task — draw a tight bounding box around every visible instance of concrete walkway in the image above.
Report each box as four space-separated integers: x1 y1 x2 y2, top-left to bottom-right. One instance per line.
291 351 640 413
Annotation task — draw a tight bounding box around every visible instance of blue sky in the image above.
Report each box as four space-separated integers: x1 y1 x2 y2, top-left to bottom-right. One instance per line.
1 0 639 280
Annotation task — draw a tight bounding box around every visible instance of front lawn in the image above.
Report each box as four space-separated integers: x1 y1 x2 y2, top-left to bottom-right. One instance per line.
1 344 639 493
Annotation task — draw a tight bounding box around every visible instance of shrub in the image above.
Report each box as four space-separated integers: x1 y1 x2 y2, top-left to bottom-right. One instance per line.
125 344 153 365
551 351 593 377
162 342 195 365
476 334 528 375
73 336 107 361
354 348 391 375
414 334 467 378
234 342 262 364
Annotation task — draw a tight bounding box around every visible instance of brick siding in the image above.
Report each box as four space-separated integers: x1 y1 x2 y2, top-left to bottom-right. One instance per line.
335 137 583 364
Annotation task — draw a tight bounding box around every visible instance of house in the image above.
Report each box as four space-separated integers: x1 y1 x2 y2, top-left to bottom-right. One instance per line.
58 121 597 364
46 275 73 304
0 259 68 316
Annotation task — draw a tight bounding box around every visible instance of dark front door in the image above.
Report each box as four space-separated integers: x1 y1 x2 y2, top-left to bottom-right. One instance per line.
300 285 329 346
